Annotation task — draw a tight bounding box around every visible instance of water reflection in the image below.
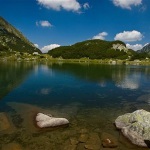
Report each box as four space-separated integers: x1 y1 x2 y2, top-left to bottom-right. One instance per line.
0 62 36 100
47 63 150 90
40 88 52 95
115 74 140 90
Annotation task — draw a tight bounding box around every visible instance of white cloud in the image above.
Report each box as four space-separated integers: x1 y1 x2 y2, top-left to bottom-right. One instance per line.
114 30 143 42
34 44 39 48
37 0 81 12
83 3 90 9
92 32 108 40
41 44 61 53
112 0 142 9
36 20 52 27
126 43 143 51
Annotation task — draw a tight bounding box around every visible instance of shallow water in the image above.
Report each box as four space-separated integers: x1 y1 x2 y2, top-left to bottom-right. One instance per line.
0 62 150 150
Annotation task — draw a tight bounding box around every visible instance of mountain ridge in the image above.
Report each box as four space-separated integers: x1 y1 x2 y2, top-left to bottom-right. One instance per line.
0 16 41 54
48 39 135 59
138 43 150 54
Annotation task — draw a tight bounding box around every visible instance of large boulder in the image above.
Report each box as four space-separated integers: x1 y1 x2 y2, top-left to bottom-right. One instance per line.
36 113 69 128
115 109 150 147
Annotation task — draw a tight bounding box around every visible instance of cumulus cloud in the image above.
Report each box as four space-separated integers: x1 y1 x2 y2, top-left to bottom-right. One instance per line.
92 32 108 40
36 20 52 27
41 44 61 53
126 43 143 51
112 0 142 9
37 0 81 12
34 44 39 48
83 3 90 9
114 30 143 42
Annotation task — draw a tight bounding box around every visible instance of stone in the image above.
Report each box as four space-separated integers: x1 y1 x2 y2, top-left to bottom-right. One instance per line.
84 133 101 150
84 144 100 150
70 137 79 145
0 113 11 132
115 109 150 147
36 113 69 128
78 134 89 143
79 128 88 134
101 132 118 148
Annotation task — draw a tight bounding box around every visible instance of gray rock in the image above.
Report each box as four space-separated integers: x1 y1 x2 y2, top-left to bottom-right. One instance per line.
115 109 150 147
36 113 69 128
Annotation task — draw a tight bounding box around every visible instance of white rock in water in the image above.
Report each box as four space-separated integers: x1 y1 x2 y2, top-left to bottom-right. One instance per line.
115 109 150 147
36 113 69 128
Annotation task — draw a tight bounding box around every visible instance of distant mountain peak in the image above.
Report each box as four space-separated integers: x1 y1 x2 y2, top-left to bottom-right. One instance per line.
138 43 150 54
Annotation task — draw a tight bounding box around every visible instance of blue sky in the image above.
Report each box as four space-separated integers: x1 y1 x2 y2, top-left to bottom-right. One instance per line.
0 0 150 52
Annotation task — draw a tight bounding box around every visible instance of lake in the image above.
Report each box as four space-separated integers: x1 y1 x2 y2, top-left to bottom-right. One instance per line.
0 61 150 150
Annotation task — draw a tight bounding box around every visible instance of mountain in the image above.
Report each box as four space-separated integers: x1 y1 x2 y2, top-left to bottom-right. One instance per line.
48 39 135 59
0 16 41 54
138 43 150 55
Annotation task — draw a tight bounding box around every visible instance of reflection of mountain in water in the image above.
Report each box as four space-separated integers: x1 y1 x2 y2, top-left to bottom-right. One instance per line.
48 63 150 90
0 62 36 100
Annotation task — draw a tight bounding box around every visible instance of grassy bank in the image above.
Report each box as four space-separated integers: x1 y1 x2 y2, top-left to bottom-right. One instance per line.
1 52 150 65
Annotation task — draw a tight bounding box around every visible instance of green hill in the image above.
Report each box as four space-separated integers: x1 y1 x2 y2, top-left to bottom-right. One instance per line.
48 39 135 59
0 16 41 54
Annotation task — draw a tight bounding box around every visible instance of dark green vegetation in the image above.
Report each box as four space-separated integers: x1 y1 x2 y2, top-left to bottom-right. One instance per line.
48 39 136 59
0 16 41 55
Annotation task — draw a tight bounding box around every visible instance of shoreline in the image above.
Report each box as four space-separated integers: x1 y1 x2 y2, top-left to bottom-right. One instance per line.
0 53 150 65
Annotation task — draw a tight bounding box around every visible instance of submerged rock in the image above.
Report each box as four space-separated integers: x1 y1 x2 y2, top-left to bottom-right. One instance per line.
0 113 11 132
101 132 118 148
36 113 69 128
70 137 79 145
79 134 89 143
115 109 150 147
84 133 101 150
